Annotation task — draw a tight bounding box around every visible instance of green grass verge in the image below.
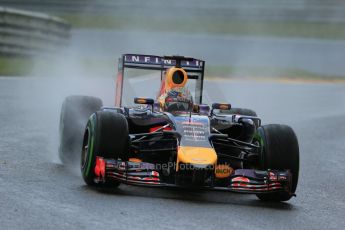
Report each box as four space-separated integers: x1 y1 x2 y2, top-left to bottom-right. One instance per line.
59 13 345 40
0 56 115 77
0 57 35 76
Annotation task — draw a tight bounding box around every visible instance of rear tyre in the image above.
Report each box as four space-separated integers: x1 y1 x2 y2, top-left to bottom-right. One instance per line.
255 124 299 202
59 95 102 165
81 111 129 186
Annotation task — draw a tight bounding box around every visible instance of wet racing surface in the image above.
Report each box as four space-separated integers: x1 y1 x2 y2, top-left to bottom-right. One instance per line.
0 77 344 229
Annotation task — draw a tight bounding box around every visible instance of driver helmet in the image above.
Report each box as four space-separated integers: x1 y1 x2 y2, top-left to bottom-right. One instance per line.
162 87 193 112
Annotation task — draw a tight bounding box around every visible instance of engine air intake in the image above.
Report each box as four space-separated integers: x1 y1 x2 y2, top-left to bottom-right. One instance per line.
165 67 188 90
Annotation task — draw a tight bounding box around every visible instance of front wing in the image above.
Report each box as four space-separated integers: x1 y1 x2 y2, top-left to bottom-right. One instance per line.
94 157 293 195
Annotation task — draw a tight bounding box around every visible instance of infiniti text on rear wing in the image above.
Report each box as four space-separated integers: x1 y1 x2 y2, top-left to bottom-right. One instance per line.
120 54 205 73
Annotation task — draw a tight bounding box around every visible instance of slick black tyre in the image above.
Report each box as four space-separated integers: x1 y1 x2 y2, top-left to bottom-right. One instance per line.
255 124 299 202
81 111 129 186
59 95 103 165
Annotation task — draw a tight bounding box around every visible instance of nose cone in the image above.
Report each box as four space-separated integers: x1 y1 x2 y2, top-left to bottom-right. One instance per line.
177 146 217 169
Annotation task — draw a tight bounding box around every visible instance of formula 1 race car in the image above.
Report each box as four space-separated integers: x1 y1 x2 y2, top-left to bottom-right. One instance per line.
59 54 299 202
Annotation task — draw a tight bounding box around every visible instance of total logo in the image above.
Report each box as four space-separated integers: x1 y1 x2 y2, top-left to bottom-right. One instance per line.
215 164 234 178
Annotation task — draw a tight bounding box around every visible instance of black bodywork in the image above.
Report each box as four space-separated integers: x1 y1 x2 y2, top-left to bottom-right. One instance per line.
97 107 292 194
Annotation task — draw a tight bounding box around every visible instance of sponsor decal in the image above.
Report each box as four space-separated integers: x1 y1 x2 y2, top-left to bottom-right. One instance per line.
269 172 278 181
151 171 160 177
124 54 202 68
143 177 160 181
215 164 234 178
175 116 210 142
181 122 204 126
232 177 250 183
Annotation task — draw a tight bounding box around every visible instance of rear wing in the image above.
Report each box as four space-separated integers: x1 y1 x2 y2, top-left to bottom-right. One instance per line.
115 54 205 107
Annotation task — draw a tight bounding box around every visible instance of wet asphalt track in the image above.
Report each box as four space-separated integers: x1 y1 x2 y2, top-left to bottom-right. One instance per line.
0 77 345 229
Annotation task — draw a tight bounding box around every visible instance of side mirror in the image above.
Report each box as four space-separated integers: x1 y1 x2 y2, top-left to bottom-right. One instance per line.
134 97 154 105
211 103 231 115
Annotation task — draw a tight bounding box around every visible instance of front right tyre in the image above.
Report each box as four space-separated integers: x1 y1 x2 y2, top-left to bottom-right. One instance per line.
81 111 129 187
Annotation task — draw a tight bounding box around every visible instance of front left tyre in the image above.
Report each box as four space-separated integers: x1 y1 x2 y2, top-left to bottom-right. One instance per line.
255 124 299 202
81 111 129 186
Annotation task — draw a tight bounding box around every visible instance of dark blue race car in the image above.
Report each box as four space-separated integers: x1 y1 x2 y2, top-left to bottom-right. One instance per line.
59 54 299 202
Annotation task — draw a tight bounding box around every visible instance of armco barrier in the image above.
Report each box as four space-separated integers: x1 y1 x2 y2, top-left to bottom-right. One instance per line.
1 0 345 23
0 6 70 56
